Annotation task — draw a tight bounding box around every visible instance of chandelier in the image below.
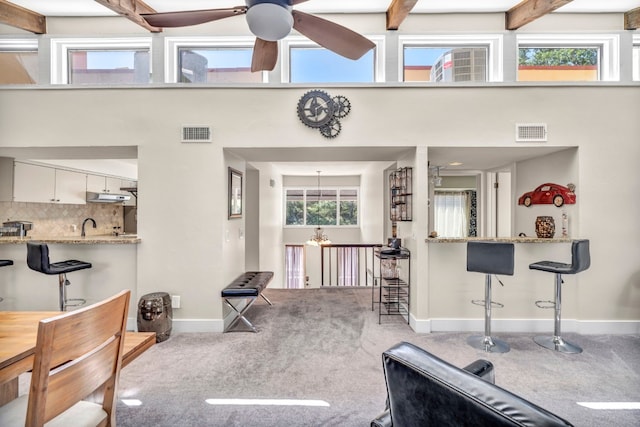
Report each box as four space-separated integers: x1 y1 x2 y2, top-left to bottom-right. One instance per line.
306 171 331 246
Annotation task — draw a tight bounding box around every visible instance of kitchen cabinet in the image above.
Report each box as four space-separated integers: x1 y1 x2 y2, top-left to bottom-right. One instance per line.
87 174 121 193
0 157 14 202
87 174 137 206
13 162 86 204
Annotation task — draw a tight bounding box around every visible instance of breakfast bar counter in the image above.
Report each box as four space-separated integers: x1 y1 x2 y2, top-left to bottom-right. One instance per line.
0 235 140 244
426 236 572 243
423 236 580 332
0 236 139 313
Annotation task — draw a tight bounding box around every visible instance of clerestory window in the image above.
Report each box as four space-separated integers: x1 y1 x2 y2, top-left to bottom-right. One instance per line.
400 35 503 83
517 34 619 82
51 38 152 85
0 39 38 85
165 37 267 83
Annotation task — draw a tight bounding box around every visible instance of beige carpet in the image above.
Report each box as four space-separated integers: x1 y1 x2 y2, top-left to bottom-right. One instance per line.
115 287 640 426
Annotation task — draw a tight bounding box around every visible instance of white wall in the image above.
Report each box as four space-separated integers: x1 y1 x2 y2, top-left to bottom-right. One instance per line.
0 85 638 332
0 12 638 332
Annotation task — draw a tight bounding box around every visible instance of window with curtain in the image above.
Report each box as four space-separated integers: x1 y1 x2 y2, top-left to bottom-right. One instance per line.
285 245 305 289
337 247 359 286
434 191 470 238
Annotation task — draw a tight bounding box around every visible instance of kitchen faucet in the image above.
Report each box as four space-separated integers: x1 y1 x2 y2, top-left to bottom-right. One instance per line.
81 218 96 237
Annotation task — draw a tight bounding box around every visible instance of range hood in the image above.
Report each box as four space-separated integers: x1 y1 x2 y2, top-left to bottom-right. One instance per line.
86 191 131 203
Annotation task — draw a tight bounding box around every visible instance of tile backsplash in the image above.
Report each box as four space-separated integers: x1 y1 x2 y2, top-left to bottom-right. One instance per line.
0 202 124 237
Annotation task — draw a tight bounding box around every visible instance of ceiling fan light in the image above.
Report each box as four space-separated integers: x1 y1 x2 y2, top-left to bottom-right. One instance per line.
246 3 293 41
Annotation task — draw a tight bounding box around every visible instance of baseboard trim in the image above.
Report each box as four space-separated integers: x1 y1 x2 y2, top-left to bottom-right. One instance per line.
130 317 639 335
412 318 640 335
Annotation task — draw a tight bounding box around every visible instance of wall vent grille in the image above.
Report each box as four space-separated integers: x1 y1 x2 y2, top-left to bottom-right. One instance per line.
516 123 547 142
181 126 212 143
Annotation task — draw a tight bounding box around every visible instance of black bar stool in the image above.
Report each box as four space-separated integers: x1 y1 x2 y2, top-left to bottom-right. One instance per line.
0 259 13 303
26 242 92 311
529 239 590 354
466 241 515 353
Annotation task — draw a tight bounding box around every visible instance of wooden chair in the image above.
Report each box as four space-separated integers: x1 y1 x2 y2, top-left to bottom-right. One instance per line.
0 290 130 427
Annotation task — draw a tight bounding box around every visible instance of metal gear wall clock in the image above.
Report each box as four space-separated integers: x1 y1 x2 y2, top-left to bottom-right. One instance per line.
297 90 351 139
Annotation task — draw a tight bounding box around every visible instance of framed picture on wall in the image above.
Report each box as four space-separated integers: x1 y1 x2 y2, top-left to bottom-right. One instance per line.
228 167 243 219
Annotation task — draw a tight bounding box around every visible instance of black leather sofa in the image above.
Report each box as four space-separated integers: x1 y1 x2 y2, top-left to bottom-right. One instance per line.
372 342 574 427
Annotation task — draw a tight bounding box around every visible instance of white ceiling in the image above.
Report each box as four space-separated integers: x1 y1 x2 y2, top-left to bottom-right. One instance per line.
8 0 640 17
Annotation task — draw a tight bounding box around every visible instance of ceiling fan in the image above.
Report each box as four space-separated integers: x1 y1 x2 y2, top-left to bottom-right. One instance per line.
141 0 375 72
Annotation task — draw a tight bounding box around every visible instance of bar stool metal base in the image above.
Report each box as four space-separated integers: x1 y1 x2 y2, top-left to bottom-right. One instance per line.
468 273 510 353
534 335 582 354
467 335 510 353
58 273 86 311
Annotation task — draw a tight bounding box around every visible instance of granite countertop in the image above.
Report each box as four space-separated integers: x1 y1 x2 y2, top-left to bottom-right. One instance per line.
0 235 141 244
426 236 573 243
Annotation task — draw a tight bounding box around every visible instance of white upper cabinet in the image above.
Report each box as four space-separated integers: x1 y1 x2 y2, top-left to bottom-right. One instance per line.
13 163 86 204
87 174 126 193
55 169 87 204
14 163 56 203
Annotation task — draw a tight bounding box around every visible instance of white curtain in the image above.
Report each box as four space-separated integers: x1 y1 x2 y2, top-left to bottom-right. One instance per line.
285 245 305 289
337 247 359 286
434 191 469 238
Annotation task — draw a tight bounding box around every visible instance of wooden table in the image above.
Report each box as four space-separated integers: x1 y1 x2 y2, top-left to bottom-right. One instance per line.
0 311 156 406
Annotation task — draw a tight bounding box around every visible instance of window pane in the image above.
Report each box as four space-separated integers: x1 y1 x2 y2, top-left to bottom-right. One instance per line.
633 45 640 81
286 189 304 225
178 47 262 83
68 49 150 84
0 51 38 84
404 46 487 82
339 189 358 225
306 189 337 226
290 47 374 83
518 46 599 81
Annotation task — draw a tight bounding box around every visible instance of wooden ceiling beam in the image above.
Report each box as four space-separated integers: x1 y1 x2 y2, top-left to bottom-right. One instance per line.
93 0 162 32
0 0 46 34
506 0 573 30
625 7 640 30
386 0 418 30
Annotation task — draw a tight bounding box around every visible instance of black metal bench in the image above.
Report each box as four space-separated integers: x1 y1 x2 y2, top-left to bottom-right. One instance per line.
221 271 274 332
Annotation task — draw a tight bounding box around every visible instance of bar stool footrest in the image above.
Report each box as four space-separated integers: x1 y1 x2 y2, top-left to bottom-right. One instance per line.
535 300 556 309
471 299 504 309
64 298 86 309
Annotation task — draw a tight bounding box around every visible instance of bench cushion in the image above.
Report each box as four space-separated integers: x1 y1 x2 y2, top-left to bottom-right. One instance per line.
221 271 274 298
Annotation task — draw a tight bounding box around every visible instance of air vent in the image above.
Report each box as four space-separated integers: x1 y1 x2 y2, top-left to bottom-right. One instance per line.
516 123 547 142
181 126 212 143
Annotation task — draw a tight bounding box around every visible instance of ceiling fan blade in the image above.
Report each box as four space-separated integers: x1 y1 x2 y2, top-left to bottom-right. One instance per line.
141 7 247 28
291 10 375 60
251 38 279 72
291 0 310 4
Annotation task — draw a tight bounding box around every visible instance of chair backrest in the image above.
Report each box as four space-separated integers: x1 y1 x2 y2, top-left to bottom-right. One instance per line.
25 290 130 426
467 241 515 276
26 242 51 274
569 239 590 274
382 342 573 427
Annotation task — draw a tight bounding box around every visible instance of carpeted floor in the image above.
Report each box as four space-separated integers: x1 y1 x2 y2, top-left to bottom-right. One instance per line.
115 287 640 426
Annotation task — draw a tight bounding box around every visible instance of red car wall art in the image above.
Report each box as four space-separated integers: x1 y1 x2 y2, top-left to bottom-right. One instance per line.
518 183 576 207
